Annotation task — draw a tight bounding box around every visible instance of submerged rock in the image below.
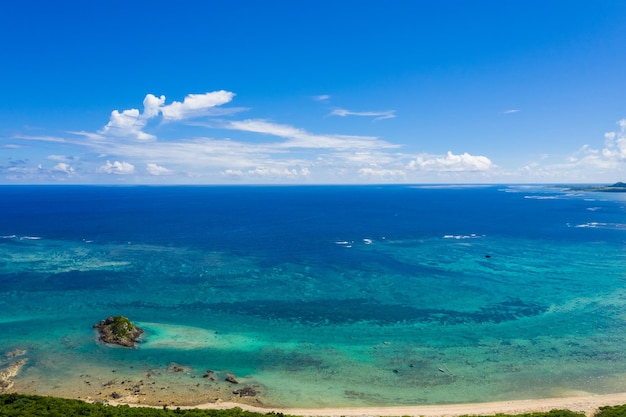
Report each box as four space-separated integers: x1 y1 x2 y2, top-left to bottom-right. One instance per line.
167 362 190 373
93 316 144 348
233 386 257 397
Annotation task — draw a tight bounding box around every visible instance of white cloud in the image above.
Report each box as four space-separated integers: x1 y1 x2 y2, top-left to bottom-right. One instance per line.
160 91 235 121
98 160 135 175
564 119 626 170
226 119 398 150
48 154 77 162
330 108 396 120
146 163 174 176
602 119 626 161
358 167 406 179
100 108 156 141
12 134 72 143
222 166 311 179
502 109 520 114
52 163 75 174
143 94 166 119
313 95 330 101
248 167 304 177
408 151 495 172
98 91 235 141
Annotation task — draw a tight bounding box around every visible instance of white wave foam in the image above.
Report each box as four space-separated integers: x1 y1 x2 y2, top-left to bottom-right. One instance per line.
524 195 558 200
1 235 17 239
443 233 482 240
20 236 42 240
573 222 626 230
334 241 353 248
363 238 373 245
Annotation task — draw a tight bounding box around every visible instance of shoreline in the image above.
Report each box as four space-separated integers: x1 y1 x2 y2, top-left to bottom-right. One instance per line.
106 392 626 417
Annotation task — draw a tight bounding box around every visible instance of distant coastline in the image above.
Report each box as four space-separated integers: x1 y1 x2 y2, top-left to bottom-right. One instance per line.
568 182 626 192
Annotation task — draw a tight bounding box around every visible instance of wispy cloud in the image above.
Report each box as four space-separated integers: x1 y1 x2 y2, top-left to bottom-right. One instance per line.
502 109 520 114
330 108 396 120
313 95 330 101
225 119 399 150
3 90 512 184
48 154 78 162
12 134 74 144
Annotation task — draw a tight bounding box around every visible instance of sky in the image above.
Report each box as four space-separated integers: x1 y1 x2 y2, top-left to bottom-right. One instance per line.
1 1 626 185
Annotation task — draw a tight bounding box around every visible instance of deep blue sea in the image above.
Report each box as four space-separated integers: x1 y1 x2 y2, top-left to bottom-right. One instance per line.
1 185 625 407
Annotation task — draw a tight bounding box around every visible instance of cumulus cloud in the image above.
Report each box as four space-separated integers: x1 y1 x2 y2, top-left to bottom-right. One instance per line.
99 91 235 141
565 119 626 169
602 119 626 161
52 163 75 174
100 108 156 141
146 163 174 176
330 108 396 120
408 151 495 172
160 91 235 121
98 160 135 175
143 94 166 119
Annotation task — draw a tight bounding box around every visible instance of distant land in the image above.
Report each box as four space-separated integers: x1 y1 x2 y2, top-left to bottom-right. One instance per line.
569 182 626 192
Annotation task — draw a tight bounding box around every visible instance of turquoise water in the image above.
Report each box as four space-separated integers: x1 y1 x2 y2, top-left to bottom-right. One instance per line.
1 185 625 406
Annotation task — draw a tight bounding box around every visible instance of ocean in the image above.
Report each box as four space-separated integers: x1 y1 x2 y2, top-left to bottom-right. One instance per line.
0 184 625 407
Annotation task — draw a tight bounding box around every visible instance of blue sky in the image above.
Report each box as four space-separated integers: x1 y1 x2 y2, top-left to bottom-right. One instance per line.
2 1 625 184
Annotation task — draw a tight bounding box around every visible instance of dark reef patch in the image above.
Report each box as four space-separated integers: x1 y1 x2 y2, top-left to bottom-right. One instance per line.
207 297 547 325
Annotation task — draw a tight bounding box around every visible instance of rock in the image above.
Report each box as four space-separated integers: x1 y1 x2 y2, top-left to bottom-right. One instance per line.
110 392 122 399
93 316 144 348
225 373 239 384
5 349 27 359
167 362 190 373
233 386 257 397
0 359 27 393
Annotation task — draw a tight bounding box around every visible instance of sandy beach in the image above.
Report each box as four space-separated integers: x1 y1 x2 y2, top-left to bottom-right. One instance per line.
108 392 626 417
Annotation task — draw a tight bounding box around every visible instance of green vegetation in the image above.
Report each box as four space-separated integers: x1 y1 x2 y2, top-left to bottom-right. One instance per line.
108 316 134 337
477 411 584 417
93 316 144 347
3 394 626 417
0 394 279 417
597 404 626 417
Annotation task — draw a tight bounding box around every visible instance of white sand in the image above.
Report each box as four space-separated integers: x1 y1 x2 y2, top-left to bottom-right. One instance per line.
106 392 626 417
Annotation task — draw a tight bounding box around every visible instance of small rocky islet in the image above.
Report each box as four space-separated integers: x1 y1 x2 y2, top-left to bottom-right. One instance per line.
90 316 261 403
93 316 144 348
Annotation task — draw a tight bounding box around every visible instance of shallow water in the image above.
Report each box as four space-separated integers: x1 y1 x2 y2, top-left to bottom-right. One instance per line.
1 185 625 407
